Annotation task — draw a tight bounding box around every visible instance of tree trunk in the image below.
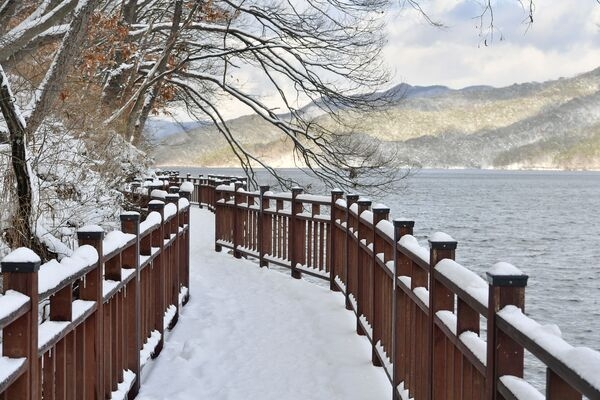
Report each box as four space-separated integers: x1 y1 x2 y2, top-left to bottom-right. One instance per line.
0 67 36 249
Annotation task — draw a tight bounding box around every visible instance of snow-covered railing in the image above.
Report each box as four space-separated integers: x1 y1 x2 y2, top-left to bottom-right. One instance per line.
0 188 191 400
209 183 600 400
213 184 333 281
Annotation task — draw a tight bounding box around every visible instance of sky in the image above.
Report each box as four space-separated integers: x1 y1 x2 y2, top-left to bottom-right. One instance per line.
385 0 600 88
160 0 600 123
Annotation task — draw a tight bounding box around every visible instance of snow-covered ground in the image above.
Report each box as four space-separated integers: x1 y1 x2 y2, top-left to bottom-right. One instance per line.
136 208 390 400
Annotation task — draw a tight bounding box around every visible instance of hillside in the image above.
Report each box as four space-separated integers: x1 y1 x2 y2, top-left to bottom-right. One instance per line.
152 67 600 170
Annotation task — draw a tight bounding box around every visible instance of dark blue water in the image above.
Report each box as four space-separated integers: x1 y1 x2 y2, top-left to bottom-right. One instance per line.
173 167 600 355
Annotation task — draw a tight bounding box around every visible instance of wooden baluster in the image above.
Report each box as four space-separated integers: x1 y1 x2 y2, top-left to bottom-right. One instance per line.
165 194 180 329
370 205 390 367
329 189 344 291
547 369 581 400
392 219 415 400
77 227 105 400
233 182 244 259
344 194 359 310
290 187 303 279
120 212 142 398
486 266 528 400
148 200 165 357
428 234 458 400
259 186 270 267
355 198 371 336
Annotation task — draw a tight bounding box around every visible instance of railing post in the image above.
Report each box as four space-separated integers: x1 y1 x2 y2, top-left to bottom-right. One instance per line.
148 200 166 357
120 212 142 398
290 187 303 279
77 226 105 400
1 250 41 400
355 198 371 336
370 205 390 367
428 233 457 400
165 193 180 329
178 189 191 304
329 189 344 291
485 264 528 400
233 182 244 259
259 185 270 267
391 219 415 400
344 194 359 310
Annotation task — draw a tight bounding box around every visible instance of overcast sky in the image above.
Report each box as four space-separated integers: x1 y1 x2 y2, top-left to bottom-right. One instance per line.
165 0 600 122
386 0 600 88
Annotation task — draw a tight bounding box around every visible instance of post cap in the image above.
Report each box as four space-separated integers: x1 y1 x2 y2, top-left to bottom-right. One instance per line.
1 260 41 273
1 248 41 273
393 219 415 228
373 206 390 215
120 212 141 222
331 189 344 195
168 186 180 194
291 187 303 195
486 262 528 287
357 198 371 206
77 225 105 240
148 200 165 212
346 193 359 201
428 232 457 250
260 185 270 194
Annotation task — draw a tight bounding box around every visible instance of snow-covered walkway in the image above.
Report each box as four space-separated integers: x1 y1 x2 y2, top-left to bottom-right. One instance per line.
136 208 390 399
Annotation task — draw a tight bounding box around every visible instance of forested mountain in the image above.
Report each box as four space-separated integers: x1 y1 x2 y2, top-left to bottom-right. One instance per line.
153 67 600 170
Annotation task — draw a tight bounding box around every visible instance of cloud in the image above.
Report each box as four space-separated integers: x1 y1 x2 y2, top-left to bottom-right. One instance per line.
385 0 600 88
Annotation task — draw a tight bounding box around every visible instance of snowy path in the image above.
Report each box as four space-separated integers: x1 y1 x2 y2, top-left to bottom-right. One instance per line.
136 208 390 400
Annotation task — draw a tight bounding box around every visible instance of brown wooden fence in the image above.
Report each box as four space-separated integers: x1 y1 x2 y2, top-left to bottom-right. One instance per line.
182 175 600 400
0 180 191 400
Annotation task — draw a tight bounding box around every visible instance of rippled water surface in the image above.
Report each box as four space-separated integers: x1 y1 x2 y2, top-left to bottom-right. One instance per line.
176 167 600 354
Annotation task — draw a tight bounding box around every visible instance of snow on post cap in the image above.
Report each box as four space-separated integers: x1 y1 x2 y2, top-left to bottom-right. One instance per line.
79 224 103 232
3 247 42 264
486 262 528 287
393 218 415 228
2 247 42 272
179 181 194 193
372 203 389 211
429 232 457 249
78 224 105 240
120 211 140 222
150 189 167 199
331 188 344 195
357 197 371 205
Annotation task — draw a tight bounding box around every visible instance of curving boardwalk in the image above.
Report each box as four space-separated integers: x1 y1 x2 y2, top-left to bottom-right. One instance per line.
136 208 389 400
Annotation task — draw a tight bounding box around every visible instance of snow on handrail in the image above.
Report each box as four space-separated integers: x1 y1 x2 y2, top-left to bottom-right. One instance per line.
498 305 600 393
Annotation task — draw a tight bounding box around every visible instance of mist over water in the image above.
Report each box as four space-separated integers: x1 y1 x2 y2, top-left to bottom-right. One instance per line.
173 166 600 354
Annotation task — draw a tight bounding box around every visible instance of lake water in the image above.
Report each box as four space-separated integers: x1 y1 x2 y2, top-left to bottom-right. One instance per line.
172 167 600 357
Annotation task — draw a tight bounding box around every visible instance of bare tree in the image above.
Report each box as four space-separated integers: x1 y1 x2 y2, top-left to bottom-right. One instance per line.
0 0 100 253
94 0 407 192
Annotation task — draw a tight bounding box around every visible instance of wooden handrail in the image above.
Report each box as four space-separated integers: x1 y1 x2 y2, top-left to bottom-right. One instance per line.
197 175 600 400
0 183 191 400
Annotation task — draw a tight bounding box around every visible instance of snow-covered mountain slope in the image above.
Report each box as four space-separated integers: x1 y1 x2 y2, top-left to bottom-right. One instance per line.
151 67 600 170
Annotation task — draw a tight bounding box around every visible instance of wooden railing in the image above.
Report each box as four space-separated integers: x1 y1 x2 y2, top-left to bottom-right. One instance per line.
191 177 600 400
0 182 191 400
